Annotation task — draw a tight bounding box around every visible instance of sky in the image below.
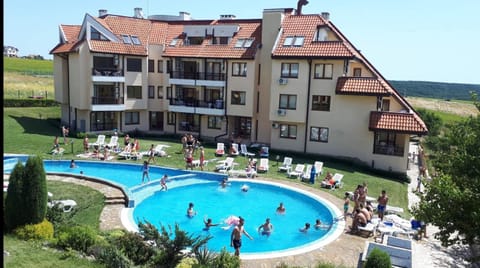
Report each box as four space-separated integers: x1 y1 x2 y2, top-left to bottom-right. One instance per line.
4 0 480 84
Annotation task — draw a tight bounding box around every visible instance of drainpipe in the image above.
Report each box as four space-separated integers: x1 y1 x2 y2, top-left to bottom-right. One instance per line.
214 59 229 142
303 59 312 153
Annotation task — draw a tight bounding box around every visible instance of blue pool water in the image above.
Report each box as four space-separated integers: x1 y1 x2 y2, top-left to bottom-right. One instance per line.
4 156 342 256
133 180 338 254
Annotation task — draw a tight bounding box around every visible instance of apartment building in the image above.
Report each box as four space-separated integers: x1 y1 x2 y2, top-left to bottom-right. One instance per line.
50 7 427 173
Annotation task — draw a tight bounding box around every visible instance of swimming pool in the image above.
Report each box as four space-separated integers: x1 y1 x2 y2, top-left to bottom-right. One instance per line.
4 156 344 258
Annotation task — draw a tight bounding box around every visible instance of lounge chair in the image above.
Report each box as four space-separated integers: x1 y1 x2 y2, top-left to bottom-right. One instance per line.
301 164 313 182
240 144 255 157
257 158 269 172
314 161 324 176
278 157 293 172
321 173 344 189
357 222 378 237
215 143 225 156
287 164 305 179
106 136 119 149
140 144 169 157
230 143 240 156
259 146 269 158
215 157 235 172
88 134 106 148
229 167 257 178
48 199 77 213
51 147 65 159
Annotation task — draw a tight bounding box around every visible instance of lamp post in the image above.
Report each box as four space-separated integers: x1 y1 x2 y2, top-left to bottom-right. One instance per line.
276 155 280 166
70 140 74 155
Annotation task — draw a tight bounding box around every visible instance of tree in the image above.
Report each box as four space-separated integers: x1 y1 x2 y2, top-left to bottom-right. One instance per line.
364 247 392 268
416 108 443 136
413 105 480 257
22 156 48 224
5 162 26 231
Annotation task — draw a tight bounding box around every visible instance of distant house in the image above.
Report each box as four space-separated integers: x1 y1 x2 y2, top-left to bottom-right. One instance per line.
50 7 428 174
4 46 19 57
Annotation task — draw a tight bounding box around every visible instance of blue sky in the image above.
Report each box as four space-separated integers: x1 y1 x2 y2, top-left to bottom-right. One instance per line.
4 0 480 84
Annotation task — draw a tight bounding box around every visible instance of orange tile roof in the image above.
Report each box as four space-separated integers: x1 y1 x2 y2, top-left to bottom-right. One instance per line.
50 25 82 54
369 111 428 135
272 15 355 58
336 77 391 96
163 20 262 59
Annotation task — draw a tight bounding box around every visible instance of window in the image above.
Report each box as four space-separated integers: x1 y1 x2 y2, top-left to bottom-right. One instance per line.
208 116 222 129
149 112 163 130
157 86 163 99
121 34 132 44
231 91 246 105
148 86 155 99
166 60 172 73
312 95 331 111
310 127 329 142
90 27 107 40
314 64 333 79
127 58 142 72
374 132 403 156
127 86 142 99
212 37 229 44
353 68 362 77
148 60 154 72
166 86 172 99
280 124 297 139
125 111 139 125
382 99 390 111
232 62 247 76
90 111 116 131
234 38 254 48
167 112 175 125
281 63 299 78
314 27 328 41
279 94 297 109
283 36 304 47
169 38 179 46
157 60 163 73
186 37 204 45
131 35 141 45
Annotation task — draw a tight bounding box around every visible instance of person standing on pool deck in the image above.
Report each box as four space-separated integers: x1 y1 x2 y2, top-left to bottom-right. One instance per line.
377 190 389 221
142 161 150 184
230 216 253 256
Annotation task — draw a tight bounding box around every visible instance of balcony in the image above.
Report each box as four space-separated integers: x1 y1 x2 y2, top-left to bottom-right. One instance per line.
169 71 225 87
92 68 125 83
168 98 225 116
91 96 125 111
373 144 404 157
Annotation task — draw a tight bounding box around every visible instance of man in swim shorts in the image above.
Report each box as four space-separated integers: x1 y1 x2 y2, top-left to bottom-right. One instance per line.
258 218 273 236
230 216 253 256
377 190 389 221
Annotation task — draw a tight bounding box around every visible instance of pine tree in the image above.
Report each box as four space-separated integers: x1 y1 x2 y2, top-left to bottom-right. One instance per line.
22 156 48 224
5 161 26 231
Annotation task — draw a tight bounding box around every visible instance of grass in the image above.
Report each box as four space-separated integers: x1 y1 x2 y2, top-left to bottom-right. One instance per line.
3 57 53 74
3 180 105 268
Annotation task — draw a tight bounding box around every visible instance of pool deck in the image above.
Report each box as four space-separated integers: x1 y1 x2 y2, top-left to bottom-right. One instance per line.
41 174 368 267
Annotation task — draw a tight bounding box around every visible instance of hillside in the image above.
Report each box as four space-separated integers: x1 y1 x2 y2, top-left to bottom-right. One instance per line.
389 80 480 101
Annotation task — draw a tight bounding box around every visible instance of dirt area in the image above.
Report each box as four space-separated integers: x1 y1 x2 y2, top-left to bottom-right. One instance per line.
406 97 479 116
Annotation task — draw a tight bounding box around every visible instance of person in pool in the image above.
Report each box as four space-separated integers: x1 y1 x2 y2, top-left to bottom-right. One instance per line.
299 222 310 233
187 202 197 218
276 202 286 214
258 218 273 236
203 216 220 230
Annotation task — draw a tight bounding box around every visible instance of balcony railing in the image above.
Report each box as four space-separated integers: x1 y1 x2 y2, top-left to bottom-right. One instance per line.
92 68 124 77
169 98 224 109
373 145 404 157
170 71 225 81
92 97 124 105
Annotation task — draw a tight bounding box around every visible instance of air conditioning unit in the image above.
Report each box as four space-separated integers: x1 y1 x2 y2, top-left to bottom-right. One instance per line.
277 109 286 116
278 78 288 85
272 122 279 129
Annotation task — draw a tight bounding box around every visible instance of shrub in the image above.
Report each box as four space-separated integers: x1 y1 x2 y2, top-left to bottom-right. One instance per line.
95 244 132 268
5 161 26 231
56 225 97 253
22 156 48 225
364 247 392 268
210 247 240 268
13 219 54 240
3 98 59 107
113 231 155 265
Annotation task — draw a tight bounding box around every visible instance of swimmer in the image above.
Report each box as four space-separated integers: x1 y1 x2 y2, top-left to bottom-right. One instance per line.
314 219 330 230
276 202 286 214
187 202 197 218
220 178 228 188
241 184 249 192
69 159 76 168
299 222 310 233
203 216 219 230
258 218 273 236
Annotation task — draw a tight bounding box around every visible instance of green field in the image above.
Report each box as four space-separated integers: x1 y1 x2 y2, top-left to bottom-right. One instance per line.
3 57 53 74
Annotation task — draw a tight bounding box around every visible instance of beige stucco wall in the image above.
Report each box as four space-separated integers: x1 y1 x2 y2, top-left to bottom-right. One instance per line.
226 60 256 117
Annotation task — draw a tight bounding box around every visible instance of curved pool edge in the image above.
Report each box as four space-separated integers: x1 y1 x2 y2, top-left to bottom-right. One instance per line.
121 178 346 260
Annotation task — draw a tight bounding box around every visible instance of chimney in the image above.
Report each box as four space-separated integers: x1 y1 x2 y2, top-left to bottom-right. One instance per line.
134 7 144 19
98 9 107 17
220 14 236 20
321 12 330 21
179 11 191 20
